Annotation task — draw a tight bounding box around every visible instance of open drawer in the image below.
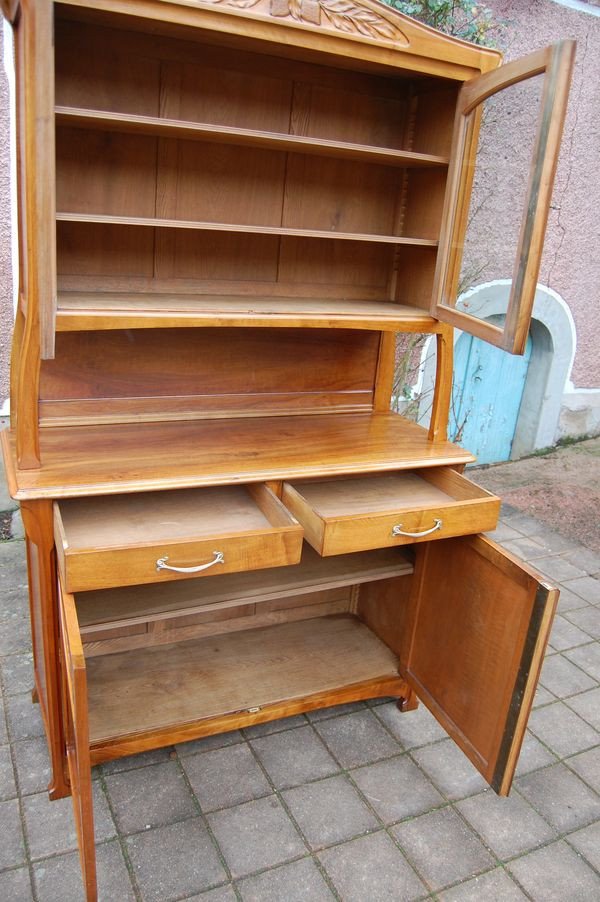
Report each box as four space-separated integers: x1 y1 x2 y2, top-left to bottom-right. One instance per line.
54 484 303 592
282 468 500 555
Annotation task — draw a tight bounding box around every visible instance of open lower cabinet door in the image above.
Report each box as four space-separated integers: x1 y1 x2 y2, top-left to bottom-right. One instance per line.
431 40 575 355
58 578 97 901
402 534 558 795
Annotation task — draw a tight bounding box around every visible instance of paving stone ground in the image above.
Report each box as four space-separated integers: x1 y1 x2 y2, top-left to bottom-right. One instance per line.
1 463 600 900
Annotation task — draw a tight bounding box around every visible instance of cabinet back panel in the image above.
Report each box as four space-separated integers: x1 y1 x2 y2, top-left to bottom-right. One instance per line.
282 154 400 235
294 82 408 148
39 329 379 424
156 139 287 226
160 59 293 132
412 86 459 157
55 20 161 116
57 222 155 279
56 129 158 218
277 237 392 291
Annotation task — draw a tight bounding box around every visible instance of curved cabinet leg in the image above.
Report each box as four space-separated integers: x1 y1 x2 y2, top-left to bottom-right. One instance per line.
20 500 70 800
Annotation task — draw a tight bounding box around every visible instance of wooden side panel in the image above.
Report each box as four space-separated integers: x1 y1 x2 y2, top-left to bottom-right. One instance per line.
403 535 558 794
20 500 70 799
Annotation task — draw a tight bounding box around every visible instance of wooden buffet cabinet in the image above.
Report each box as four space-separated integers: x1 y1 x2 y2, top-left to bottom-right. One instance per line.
0 0 574 898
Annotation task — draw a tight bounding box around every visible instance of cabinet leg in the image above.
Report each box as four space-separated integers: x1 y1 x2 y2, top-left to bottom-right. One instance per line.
397 687 419 713
20 501 71 800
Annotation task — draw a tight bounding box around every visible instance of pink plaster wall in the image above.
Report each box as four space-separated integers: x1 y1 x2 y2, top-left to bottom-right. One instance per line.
0 25 12 408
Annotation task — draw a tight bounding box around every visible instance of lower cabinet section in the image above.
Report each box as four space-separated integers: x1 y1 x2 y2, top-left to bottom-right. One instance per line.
57 536 557 902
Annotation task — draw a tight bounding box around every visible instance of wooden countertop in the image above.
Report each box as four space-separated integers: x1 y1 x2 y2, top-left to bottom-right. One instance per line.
2 412 474 500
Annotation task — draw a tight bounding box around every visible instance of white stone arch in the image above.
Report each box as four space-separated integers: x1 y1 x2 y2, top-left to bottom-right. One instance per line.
418 280 576 458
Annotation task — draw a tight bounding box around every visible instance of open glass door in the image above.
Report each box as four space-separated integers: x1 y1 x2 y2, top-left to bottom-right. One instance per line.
431 41 575 355
402 534 558 795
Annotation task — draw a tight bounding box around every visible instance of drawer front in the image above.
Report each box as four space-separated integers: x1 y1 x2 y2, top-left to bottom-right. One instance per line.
282 468 500 556
55 484 303 592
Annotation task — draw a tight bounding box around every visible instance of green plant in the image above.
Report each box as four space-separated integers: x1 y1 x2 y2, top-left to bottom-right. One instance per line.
382 0 495 45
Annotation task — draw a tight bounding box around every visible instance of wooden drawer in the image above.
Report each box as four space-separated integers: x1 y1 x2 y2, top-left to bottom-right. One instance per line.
54 484 303 592
282 468 500 555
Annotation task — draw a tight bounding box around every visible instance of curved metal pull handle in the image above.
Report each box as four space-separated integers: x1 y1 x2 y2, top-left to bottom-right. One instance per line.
156 551 225 574
391 519 442 538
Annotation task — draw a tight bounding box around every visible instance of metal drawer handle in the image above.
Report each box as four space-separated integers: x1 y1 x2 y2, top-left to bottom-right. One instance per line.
156 551 225 574
391 519 442 538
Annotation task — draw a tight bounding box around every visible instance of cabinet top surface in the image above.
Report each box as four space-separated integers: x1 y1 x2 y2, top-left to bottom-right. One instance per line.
2 414 474 500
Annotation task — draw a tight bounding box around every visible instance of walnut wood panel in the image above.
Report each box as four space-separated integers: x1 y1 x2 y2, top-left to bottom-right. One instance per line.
56 128 158 218
156 139 287 227
276 237 392 294
404 535 558 794
357 573 414 665
3 414 475 501
160 56 292 132
282 153 401 237
412 85 459 157
55 484 303 591
55 18 161 116
56 221 156 279
282 469 499 555
39 328 378 423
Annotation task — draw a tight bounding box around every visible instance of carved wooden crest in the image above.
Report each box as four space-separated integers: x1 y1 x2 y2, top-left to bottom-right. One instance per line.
202 0 410 45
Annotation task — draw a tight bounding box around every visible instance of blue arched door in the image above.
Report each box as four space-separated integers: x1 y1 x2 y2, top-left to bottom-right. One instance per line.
450 330 533 465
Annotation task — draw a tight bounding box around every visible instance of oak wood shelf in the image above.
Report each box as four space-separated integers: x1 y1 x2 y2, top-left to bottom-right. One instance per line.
55 212 439 247
55 106 451 169
55 292 440 333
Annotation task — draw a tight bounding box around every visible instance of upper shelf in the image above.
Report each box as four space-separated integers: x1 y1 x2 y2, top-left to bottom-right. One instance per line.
55 293 440 333
56 212 439 247
55 106 450 170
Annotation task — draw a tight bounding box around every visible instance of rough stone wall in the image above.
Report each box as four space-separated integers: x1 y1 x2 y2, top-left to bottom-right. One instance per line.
483 0 600 388
0 24 12 410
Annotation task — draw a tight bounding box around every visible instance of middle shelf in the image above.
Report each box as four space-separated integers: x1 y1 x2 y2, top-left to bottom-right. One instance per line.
55 292 440 333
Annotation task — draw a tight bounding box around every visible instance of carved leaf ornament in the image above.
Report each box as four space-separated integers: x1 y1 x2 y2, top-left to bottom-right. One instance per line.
202 0 410 45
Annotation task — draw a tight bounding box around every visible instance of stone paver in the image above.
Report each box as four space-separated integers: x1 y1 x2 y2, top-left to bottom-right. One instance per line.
507 840 600 901
283 774 378 850
2 462 600 901
392 806 494 891
318 830 427 901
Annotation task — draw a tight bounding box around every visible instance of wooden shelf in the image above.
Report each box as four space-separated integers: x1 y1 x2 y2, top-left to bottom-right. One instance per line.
56 212 439 247
86 614 400 744
76 545 413 631
56 292 439 333
2 413 475 500
55 106 450 170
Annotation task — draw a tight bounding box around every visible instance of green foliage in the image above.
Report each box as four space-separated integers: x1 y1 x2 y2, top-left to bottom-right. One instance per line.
382 0 495 46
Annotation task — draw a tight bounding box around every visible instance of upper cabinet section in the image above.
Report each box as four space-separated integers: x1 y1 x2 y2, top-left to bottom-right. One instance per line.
431 41 575 354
